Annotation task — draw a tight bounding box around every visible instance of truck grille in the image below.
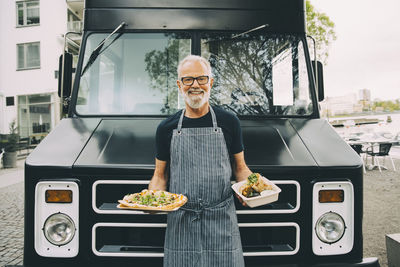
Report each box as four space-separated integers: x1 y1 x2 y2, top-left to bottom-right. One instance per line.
92 180 300 215
91 180 301 256
92 222 299 257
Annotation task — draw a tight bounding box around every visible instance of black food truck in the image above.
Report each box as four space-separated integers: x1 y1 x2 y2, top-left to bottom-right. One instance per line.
21 0 380 266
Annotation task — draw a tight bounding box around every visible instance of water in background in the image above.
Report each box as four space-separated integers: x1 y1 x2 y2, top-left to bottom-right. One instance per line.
330 113 400 138
329 113 400 158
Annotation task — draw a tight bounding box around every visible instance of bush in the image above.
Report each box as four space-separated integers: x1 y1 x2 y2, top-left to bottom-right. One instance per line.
0 140 7 151
5 120 18 153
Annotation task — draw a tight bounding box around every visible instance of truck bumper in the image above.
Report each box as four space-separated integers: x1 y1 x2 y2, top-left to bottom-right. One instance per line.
6 257 380 267
309 257 380 267
249 257 380 267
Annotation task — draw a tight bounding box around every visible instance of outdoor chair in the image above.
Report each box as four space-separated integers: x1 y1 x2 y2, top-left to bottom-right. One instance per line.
0 148 4 169
365 143 396 172
350 144 366 173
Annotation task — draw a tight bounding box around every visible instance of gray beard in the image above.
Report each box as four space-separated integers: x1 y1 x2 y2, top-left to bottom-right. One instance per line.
182 89 210 109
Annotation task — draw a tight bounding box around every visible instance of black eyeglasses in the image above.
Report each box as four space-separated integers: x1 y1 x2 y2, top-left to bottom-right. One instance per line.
180 76 209 86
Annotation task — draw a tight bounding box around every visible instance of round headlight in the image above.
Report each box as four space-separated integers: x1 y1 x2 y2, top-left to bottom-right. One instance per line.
315 212 345 244
43 213 76 246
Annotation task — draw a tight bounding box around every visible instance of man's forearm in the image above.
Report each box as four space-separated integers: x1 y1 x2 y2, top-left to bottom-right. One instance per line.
149 158 168 190
233 151 253 182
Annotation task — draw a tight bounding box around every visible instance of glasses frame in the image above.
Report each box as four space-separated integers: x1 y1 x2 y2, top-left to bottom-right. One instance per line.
180 75 210 86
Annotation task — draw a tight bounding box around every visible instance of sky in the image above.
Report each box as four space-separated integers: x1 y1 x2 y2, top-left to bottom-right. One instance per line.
310 0 400 101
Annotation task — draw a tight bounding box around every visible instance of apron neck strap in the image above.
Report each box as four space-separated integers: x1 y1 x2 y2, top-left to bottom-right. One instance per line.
177 105 218 131
209 106 218 129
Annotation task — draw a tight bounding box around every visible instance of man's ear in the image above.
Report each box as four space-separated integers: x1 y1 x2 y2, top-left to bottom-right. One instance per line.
177 80 184 95
210 77 214 88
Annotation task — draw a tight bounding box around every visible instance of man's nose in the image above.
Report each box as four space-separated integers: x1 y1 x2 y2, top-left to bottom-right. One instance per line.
192 79 201 87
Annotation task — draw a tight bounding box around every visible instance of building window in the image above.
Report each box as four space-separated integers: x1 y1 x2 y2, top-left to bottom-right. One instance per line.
17 42 40 70
18 94 55 140
6 97 15 106
16 0 40 27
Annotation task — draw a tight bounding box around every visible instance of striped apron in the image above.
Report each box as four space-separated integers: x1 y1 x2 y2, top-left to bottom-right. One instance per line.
164 106 245 267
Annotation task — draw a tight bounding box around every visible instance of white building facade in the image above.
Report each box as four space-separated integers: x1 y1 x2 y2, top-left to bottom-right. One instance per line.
0 0 82 141
320 93 360 117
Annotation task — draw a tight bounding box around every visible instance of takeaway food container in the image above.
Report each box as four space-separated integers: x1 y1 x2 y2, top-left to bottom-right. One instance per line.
232 177 281 208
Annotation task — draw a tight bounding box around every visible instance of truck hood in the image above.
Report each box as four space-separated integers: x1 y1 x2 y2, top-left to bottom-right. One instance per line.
72 118 361 169
26 117 361 170
75 118 160 169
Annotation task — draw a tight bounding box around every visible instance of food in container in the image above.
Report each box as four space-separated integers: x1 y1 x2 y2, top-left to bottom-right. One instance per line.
232 173 281 208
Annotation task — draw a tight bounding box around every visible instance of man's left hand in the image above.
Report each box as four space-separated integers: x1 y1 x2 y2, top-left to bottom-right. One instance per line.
235 192 247 207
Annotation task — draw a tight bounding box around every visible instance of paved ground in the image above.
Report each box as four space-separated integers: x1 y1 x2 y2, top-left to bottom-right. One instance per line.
0 159 24 189
0 159 24 267
363 157 400 267
0 155 399 267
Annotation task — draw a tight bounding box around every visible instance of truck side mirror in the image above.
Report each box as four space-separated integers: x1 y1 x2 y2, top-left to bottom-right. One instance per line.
58 52 73 98
312 60 324 102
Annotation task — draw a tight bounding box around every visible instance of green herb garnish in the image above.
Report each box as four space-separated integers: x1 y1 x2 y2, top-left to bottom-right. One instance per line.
247 173 258 185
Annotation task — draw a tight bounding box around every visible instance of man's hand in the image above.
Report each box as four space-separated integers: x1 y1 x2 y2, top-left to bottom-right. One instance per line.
235 192 247 207
232 151 252 207
146 159 169 214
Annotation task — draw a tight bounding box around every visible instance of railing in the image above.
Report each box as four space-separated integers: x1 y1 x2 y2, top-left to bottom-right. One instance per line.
67 21 83 33
17 136 41 157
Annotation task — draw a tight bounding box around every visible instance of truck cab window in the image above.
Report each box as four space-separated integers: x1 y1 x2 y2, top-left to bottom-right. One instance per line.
76 33 191 115
201 33 313 116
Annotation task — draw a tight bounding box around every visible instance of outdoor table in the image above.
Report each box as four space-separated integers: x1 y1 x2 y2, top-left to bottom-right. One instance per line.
346 139 395 171
358 139 396 171
346 140 367 173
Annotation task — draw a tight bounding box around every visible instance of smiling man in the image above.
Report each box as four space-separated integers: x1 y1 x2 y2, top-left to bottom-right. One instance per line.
149 55 253 267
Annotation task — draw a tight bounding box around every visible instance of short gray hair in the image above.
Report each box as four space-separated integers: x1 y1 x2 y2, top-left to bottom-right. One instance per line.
177 55 212 79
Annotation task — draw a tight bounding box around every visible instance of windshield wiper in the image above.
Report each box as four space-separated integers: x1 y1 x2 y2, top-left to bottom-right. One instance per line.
203 24 269 44
231 24 268 39
80 22 127 77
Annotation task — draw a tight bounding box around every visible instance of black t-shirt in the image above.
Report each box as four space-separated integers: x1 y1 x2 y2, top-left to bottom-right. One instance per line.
156 106 244 161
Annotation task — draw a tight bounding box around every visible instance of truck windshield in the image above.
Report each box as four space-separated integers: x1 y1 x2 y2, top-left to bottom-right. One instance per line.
76 33 191 115
76 32 314 116
202 32 314 116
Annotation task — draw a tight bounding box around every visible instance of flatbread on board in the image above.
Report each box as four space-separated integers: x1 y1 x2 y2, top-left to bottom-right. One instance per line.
117 189 187 211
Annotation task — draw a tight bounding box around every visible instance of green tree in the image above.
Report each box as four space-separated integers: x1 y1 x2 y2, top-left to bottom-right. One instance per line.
372 100 400 112
306 0 337 64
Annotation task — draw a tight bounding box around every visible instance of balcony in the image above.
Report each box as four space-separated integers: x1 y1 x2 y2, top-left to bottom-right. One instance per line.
67 21 83 33
67 0 84 17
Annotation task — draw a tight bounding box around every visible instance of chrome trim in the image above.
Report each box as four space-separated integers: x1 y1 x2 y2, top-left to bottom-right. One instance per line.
92 180 150 214
92 222 166 257
93 180 300 215
240 222 300 256
92 222 300 257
